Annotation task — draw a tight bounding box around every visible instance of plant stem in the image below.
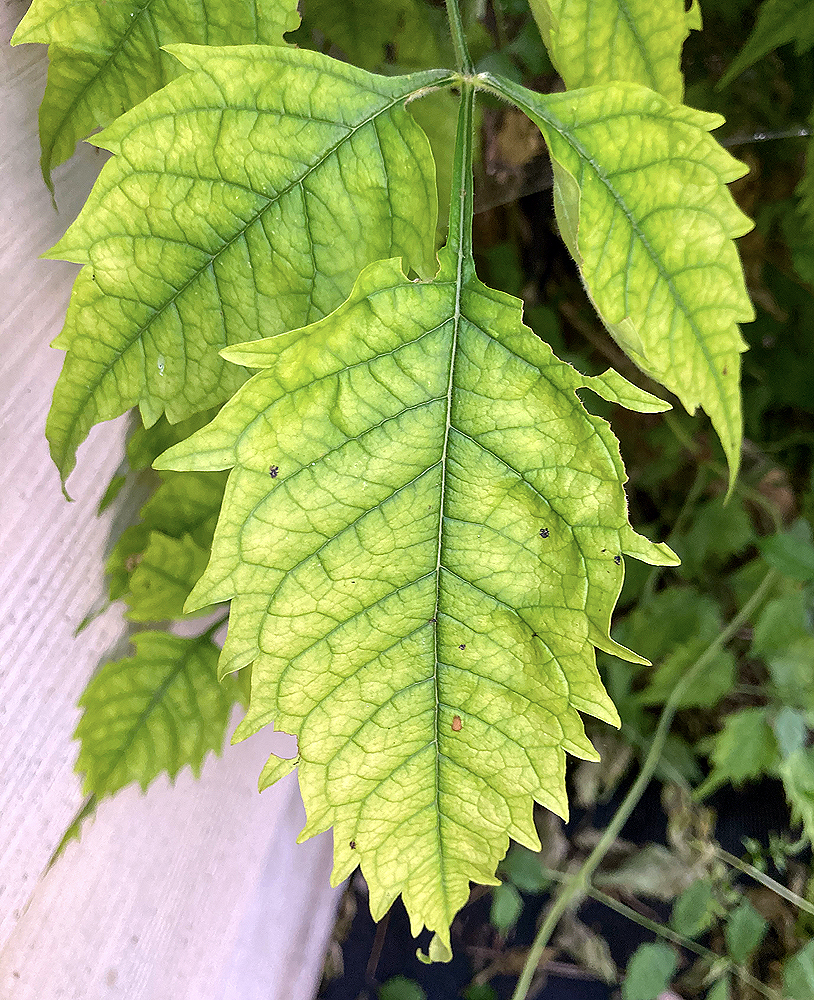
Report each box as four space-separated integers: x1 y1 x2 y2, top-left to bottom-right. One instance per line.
446 78 476 271
510 569 778 1000
710 843 814 919
445 0 474 75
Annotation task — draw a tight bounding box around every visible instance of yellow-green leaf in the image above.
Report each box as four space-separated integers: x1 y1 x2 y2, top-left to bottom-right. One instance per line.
156 248 675 951
528 0 701 103
45 46 449 486
11 0 300 188
483 75 755 477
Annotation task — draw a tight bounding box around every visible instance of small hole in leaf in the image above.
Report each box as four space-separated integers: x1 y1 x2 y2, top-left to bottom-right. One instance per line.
349 840 356 849
539 528 550 538
614 555 621 565
269 465 279 478
459 643 466 650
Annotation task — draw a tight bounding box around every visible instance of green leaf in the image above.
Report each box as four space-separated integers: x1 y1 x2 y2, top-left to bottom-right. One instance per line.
379 978 427 1000
11 0 300 188
751 593 811 658
780 747 814 843
463 986 498 1000
157 246 675 950
126 410 222 473
500 844 551 894
528 0 701 103
671 495 754 580
724 899 768 966
106 470 227 609
484 75 754 477
758 521 814 581
614 587 735 709
138 471 228 548
719 0 814 88
490 881 523 932
75 630 239 798
670 878 719 939
784 939 814 1000
302 0 444 71
696 707 778 799
706 975 731 1000
622 942 678 1000
126 531 212 622
45 46 448 487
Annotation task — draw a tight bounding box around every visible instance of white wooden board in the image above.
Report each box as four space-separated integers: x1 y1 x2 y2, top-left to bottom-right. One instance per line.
0 9 340 997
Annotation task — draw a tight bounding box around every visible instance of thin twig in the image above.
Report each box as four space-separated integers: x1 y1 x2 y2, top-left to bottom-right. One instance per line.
709 843 814 920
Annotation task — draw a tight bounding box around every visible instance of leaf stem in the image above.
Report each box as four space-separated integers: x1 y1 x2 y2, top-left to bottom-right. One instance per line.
445 0 474 76
510 569 778 1000
446 79 476 272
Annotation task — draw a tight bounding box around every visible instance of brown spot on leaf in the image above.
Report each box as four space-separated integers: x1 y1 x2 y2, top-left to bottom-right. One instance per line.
452 715 462 732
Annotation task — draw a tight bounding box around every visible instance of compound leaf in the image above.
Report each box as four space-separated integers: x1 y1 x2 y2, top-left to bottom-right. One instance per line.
485 75 755 476
719 0 814 88
75 630 241 798
11 0 300 188
157 246 675 950
528 0 700 103
45 46 448 487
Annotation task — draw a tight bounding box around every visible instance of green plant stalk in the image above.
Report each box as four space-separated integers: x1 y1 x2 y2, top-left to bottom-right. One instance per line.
445 0 474 75
710 843 814 920
511 570 778 1000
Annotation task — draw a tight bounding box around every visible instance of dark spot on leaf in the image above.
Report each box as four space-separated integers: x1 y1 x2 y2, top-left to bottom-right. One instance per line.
269 465 279 478
539 528 550 538
349 840 356 849
459 643 466 650
722 366 728 375
614 555 621 565
452 715 462 731
429 617 437 624
531 632 539 638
